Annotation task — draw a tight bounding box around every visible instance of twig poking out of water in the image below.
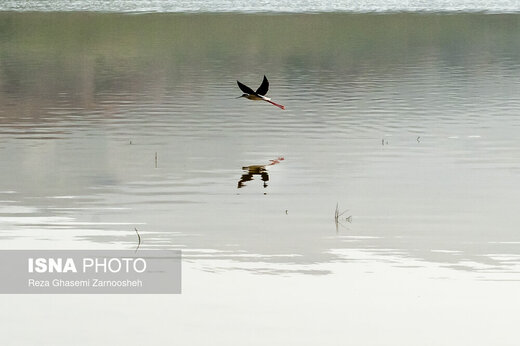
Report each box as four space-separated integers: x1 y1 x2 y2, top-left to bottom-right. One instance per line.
335 203 352 232
155 152 158 168
134 227 141 253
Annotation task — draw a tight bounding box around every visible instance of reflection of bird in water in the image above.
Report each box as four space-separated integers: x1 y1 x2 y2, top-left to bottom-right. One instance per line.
237 75 285 110
237 157 284 189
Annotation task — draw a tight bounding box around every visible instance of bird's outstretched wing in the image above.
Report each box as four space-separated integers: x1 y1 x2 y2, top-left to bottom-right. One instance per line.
237 80 256 95
255 75 269 96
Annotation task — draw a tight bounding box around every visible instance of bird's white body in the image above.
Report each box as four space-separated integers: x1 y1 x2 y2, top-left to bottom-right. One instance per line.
245 94 270 101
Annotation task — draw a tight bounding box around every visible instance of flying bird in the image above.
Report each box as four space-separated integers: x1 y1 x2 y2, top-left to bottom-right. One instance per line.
237 75 285 110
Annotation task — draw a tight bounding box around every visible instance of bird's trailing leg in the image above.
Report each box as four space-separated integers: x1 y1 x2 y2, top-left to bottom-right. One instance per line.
264 99 285 110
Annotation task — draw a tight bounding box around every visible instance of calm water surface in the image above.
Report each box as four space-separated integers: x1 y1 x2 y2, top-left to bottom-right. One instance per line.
3 0 520 13
0 13 519 276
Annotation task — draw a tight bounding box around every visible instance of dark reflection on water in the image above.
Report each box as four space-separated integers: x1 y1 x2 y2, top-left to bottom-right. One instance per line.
237 157 284 189
1 13 520 275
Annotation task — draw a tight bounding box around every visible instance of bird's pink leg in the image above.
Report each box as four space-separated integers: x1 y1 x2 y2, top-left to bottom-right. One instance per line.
264 99 285 110
267 157 284 166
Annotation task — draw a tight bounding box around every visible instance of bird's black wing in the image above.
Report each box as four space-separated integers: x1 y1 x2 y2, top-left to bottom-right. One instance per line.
237 80 256 95
255 75 269 96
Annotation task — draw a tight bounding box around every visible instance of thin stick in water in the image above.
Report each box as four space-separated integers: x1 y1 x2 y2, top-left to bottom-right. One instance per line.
334 203 352 232
134 227 141 253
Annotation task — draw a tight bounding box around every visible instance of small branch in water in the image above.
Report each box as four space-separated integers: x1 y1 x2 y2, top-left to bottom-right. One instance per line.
134 227 141 253
155 152 158 168
335 203 352 232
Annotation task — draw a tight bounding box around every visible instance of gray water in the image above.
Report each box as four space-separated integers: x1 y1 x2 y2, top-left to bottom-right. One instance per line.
0 13 519 276
2 0 520 13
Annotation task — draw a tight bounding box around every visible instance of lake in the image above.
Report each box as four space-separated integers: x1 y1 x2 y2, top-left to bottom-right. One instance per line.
0 11 519 345
3 0 520 12
1 12 519 274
